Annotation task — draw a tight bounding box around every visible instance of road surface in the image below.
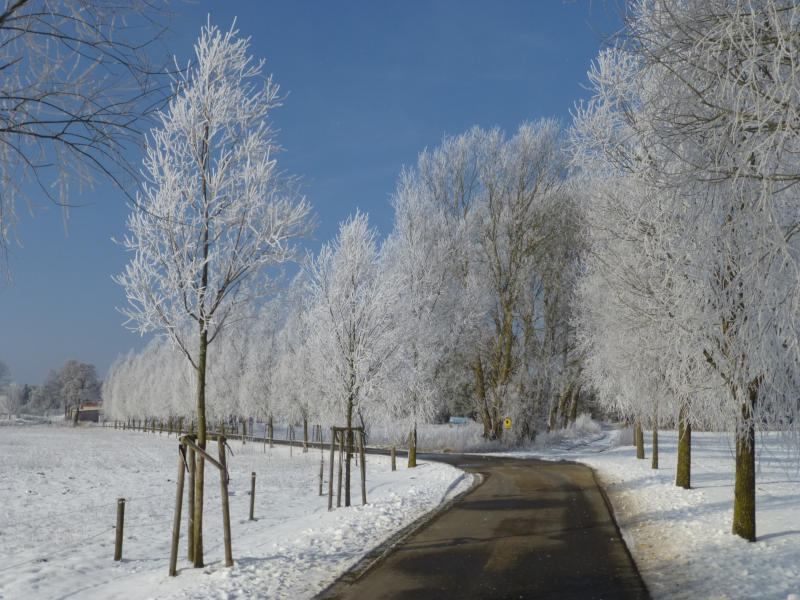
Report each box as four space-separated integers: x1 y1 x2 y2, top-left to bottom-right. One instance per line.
318 454 650 600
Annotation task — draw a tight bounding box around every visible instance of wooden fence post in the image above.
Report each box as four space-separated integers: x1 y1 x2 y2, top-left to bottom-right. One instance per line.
359 430 367 505
268 415 274 449
169 445 186 576
114 498 125 561
319 443 324 497
249 472 256 521
218 437 233 567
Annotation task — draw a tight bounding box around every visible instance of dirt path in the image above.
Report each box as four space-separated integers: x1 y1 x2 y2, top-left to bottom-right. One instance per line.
318 455 650 600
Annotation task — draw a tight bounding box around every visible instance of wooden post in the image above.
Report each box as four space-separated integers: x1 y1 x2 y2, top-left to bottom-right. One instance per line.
337 430 344 508
187 437 196 562
249 472 256 521
319 443 324 496
359 430 367 505
241 418 247 445
268 415 274 448
391 446 396 471
328 428 335 511
218 437 234 567
114 498 125 561
169 447 186 576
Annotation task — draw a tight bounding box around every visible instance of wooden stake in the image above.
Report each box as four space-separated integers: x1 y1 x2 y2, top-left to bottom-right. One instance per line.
218 437 233 567
249 472 256 521
319 444 324 496
391 446 396 471
169 448 186 576
359 431 367 505
187 438 196 562
114 498 125 561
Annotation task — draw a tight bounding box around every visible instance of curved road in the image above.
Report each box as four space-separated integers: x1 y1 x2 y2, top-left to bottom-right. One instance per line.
318 455 650 600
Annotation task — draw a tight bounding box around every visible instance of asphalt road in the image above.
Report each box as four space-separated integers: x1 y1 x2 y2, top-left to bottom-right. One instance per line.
318 454 650 600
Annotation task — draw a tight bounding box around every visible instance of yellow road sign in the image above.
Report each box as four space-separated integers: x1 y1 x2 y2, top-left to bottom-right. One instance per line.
503 418 512 429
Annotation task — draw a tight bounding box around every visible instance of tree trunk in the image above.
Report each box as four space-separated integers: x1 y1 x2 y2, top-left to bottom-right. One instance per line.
548 395 559 432
558 384 572 430
635 420 645 459
732 385 757 541
474 356 491 438
345 394 353 507
568 386 580 425
676 401 691 488
408 426 417 468
193 328 208 567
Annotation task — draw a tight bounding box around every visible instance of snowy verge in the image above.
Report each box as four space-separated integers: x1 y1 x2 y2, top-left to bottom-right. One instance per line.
0 425 473 600
504 424 800 600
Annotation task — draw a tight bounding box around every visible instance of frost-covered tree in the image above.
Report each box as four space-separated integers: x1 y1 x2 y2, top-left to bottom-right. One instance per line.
304 211 397 505
58 360 101 416
404 122 577 440
381 170 457 465
572 0 800 541
115 22 311 567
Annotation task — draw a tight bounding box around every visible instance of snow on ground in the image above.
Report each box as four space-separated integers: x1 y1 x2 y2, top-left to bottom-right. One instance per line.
0 424 473 600
505 420 800 600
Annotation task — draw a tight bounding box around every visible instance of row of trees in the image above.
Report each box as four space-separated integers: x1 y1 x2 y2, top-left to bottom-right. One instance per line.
105 122 585 445
103 1 800 560
571 0 800 542
105 25 583 560
0 359 101 415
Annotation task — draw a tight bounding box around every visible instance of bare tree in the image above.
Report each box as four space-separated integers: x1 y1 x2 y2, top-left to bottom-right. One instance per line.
0 0 173 276
115 22 312 567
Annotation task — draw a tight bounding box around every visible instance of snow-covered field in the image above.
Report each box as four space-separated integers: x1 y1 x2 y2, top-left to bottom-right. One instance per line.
0 424 473 600
509 422 800 600
3 421 798 600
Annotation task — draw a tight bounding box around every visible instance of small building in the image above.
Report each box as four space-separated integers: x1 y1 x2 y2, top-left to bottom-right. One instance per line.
75 402 101 423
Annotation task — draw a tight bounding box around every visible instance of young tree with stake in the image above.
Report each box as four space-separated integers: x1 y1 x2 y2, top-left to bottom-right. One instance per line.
304 212 397 505
115 22 311 567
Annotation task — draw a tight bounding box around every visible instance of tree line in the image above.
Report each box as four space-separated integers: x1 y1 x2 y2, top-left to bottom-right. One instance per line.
2 0 795 567
0 359 101 416
103 2 800 550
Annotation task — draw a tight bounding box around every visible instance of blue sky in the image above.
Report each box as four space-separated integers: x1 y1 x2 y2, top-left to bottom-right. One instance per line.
0 1 621 385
